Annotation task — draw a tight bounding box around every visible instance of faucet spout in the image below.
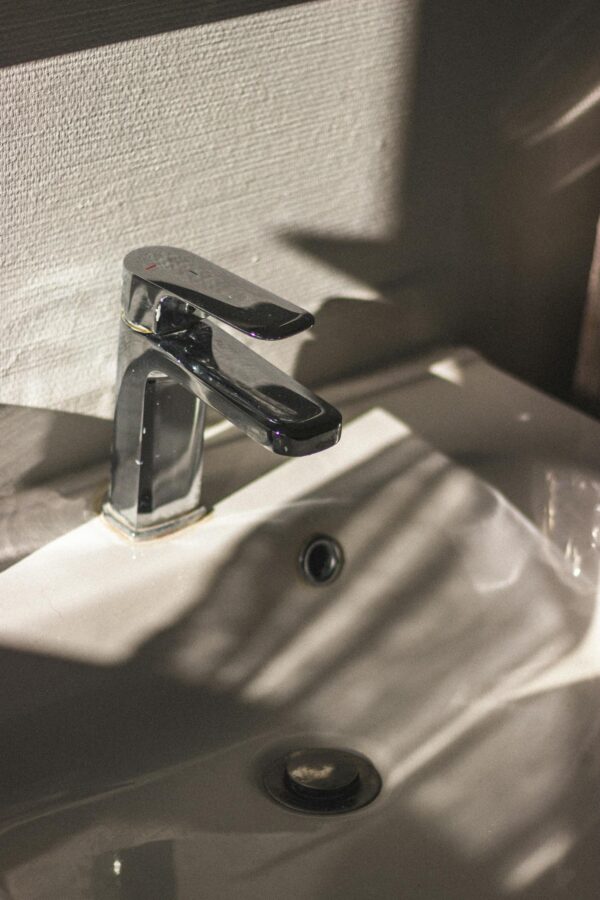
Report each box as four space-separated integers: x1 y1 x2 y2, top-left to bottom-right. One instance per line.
104 247 342 538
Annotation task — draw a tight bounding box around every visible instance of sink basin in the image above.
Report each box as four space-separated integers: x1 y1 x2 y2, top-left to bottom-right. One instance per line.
1 348 600 899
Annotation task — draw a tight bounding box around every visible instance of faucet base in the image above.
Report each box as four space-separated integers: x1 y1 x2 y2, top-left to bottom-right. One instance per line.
102 501 210 541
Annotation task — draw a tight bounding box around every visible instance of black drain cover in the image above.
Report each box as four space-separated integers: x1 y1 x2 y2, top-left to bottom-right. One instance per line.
264 747 381 814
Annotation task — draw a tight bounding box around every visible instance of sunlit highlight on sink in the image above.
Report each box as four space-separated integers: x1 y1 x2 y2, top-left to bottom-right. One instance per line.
2 353 600 898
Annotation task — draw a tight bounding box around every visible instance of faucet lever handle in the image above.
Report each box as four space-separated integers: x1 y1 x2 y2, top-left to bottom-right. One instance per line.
123 245 314 340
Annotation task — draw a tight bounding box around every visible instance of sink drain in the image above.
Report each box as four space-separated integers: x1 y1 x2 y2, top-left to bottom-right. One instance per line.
263 748 381 814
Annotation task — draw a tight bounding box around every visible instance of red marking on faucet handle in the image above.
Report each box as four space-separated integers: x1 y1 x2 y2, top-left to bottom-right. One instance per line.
144 263 157 271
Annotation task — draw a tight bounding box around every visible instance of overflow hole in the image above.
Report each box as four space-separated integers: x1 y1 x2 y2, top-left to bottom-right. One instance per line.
300 536 344 586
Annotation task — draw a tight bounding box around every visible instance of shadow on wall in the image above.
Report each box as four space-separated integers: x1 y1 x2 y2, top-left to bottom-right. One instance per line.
287 0 600 400
0 0 320 67
292 291 445 389
0 405 111 572
4 0 599 401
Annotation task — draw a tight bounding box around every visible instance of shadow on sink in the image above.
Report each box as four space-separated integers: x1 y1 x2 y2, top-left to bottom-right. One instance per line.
0 401 293 575
1 420 598 897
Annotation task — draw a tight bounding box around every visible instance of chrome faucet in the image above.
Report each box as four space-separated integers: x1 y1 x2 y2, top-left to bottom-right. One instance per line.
103 246 342 538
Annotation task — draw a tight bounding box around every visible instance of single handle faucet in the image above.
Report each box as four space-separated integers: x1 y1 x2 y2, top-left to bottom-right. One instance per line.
103 246 342 538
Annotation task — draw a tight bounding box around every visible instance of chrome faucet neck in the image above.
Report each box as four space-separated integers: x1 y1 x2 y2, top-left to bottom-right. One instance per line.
103 247 342 539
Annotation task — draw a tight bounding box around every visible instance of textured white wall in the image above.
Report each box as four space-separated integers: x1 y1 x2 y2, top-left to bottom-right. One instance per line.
2 0 418 417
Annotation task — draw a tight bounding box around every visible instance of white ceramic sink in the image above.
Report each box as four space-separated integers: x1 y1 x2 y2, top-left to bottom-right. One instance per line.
1 348 600 899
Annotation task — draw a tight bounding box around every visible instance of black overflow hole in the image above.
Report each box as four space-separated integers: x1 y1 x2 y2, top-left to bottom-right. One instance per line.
300 536 344 585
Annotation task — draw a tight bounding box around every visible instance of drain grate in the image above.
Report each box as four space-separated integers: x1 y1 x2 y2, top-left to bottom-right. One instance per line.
263 747 381 814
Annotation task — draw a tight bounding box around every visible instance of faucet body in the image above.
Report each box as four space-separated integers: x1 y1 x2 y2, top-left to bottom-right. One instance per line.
104 247 342 538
